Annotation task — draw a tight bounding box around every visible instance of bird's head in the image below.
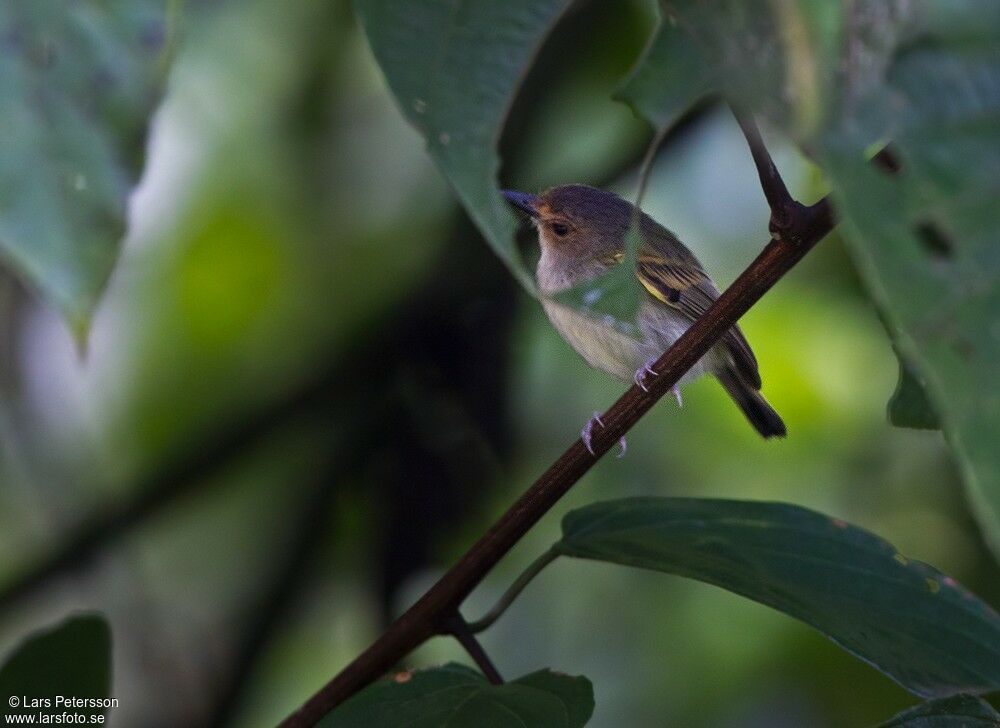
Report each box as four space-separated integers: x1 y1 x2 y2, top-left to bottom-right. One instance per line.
502 184 632 260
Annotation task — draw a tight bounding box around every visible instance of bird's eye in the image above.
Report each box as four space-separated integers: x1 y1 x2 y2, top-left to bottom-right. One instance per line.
551 222 569 237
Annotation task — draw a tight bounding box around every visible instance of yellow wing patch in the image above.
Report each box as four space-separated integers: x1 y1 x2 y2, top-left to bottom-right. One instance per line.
636 257 707 306
638 273 676 304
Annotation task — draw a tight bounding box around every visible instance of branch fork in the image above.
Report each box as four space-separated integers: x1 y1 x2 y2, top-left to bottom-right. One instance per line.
441 613 504 685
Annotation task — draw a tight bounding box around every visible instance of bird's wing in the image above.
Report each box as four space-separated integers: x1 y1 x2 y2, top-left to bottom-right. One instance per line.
636 231 761 389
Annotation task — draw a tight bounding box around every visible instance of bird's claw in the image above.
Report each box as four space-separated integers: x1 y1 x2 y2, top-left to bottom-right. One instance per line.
581 412 603 454
633 358 658 392
581 412 627 458
634 358 681 407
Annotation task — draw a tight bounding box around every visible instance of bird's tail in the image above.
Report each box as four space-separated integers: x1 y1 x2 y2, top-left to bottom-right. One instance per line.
717 368 786 439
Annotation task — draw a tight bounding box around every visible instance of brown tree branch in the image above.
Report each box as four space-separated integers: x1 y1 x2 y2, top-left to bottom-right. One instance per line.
277 111 838 728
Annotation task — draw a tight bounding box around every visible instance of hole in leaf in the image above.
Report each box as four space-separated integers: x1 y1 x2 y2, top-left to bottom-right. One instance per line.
914 220 954 259
872 146 901 174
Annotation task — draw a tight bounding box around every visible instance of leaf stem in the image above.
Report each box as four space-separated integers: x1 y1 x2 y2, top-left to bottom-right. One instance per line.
466 548 559 634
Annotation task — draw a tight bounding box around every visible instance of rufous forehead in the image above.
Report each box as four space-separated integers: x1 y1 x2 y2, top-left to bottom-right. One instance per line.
534 201 554 217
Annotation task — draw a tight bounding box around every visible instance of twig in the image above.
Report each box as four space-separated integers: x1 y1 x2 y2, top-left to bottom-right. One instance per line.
730 106 814 243
466 548 559 633
277 111 839 728
731 106 792 210
443 613 504 685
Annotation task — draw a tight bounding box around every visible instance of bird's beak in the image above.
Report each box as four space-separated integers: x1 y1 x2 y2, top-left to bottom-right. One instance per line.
502 189 539 219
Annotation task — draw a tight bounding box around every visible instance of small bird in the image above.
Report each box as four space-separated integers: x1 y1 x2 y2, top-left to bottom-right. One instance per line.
503 184 785 452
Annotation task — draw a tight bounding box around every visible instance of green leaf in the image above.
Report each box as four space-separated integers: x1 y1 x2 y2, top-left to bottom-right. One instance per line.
888 356 940 430
0 1 175 339
551 251 643 340
0 614 112 719
879 695 1000 727
354 0 575 292
618 1 855 139
617 4 748 132
621 1 1000 558
555 497 1000 698
318 663 594 728
817 26 1000 558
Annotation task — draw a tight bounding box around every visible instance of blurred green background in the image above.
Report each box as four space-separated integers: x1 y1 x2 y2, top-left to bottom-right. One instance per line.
0 1 997 726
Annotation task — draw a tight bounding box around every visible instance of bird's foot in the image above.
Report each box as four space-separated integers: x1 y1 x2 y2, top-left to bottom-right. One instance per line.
581 412 627 458
633 357 659 392
634 358 681 407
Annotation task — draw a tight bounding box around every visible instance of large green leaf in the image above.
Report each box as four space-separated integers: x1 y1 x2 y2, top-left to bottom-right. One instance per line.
817 26 1000 558
354 0 575 292
879 695 1000 727
620 1 1000 557
318 663 593 727
555 498 1000 698
0 615 111 719
617 0 861 142
0 1 174 338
